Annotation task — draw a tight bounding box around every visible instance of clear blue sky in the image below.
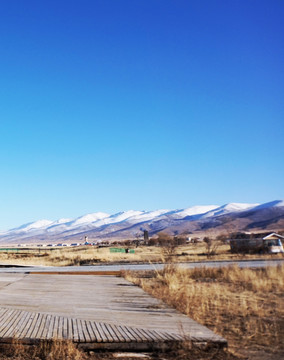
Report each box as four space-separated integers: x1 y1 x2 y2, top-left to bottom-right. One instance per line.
0 0 283 230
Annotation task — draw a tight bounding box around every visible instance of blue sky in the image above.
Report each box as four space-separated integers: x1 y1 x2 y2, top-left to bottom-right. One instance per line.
0 0 283 230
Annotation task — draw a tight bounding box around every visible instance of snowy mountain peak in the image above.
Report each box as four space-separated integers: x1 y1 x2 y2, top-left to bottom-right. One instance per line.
11 219 54 233
71 212 110 226
108 210 144 222
175 205 219 218
221 203 259 212
201 202 259 218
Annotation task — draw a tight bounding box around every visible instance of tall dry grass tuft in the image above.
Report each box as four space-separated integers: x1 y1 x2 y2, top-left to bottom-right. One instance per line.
0 340 87 360
39 340 86 360
124 264 284 354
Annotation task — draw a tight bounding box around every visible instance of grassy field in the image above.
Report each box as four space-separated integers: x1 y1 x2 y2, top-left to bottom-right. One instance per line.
124 264 284 360
0 242 282 266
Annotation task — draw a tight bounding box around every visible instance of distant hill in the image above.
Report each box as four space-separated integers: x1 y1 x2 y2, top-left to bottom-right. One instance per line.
0 200 283 244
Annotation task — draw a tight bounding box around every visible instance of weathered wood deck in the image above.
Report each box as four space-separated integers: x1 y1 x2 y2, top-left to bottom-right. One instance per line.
0 306 186 348
0 273 226 350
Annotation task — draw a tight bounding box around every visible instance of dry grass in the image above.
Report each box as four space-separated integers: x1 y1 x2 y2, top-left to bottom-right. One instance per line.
0 243 281 267
0 246 149 266
0 340 241 360
124 264 284 359
0 340 87 360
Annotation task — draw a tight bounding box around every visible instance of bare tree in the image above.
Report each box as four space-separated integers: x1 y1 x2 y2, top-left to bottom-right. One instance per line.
203 236 219 258
157 232 178 262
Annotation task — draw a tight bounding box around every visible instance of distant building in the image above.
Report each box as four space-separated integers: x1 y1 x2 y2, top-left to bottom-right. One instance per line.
263 232 284 242
229 232 284 254
143 230 149 242
262 233 284 253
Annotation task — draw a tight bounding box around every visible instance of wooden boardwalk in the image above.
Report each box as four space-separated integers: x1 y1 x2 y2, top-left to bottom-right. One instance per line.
0 273 226 350
0 306 186 347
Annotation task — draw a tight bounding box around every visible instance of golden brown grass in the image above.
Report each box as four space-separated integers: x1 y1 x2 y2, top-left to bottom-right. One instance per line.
0 243 281 267
0 340 87 360
124 264 284 359
0 340 241 360
0 246 147 266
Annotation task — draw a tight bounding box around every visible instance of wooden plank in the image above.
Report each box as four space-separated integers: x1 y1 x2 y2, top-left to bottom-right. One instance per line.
108 324 126 343
62 316 68 339
11 310 30 339
144 328 166 342
89 321 103 342
41 314 52 340
85 321 97 342
1 309 21 338
104 323 121 342
0 308 8 318
98 322 114 342
117 325 137 342
153 329 182 341
57 316 64 339
35 313 47 339
0 310 20 337
52 315 60 339
0 309 15 336
47 314 56 339
139 328 157 342
81 320 91 343
95 322 109 342
129 327 151 342
0 309 11 337
20 312 38 339
76 319 85 343
160 330 184 341
4 309 26 338
67 317 73 340
14 311 32 339
24 312 41 339
124 325 144 342
0 309 10 326
72 318 80 342
29 313 44 339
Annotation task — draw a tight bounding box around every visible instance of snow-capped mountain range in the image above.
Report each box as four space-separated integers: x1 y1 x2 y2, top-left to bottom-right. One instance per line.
0 200 283 244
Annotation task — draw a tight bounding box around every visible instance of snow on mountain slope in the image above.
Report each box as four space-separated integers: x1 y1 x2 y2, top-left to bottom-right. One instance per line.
173 205 219 218
76 210 146 229
10 219 54 233
44 213 110 233
123 209 173 224
107 210 145 223
252 200 284 210
70 212 110 226
201 202 259 218
44 211 146 234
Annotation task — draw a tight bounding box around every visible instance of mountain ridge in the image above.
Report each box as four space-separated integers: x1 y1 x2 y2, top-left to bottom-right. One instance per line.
0 200 283 244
